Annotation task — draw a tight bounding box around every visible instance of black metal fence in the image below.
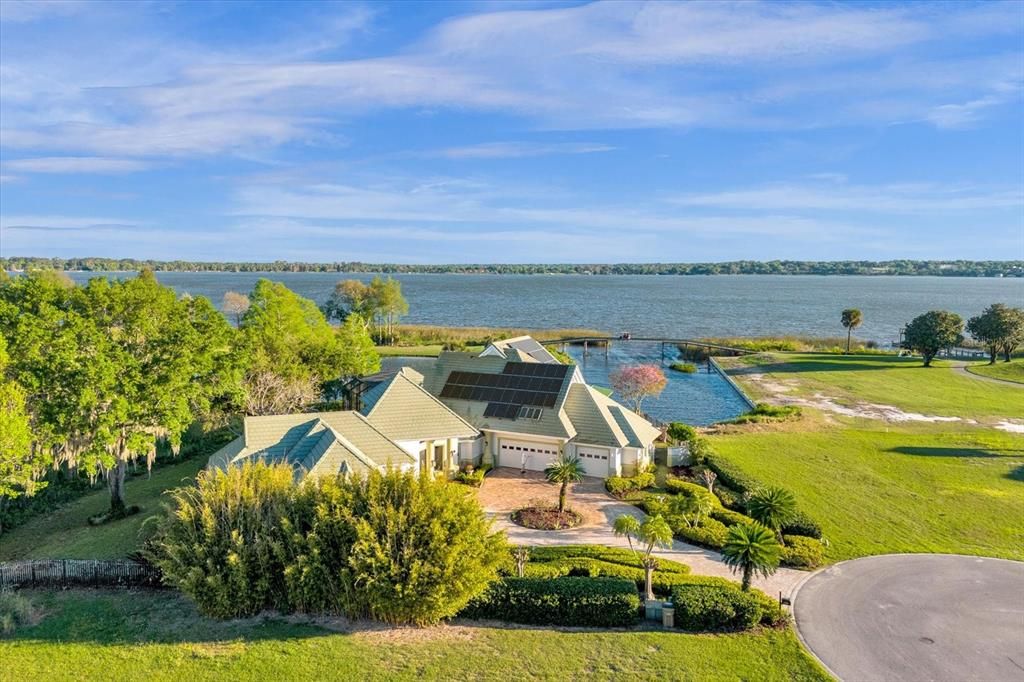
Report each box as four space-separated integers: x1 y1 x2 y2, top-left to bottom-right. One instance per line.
0 559 162 590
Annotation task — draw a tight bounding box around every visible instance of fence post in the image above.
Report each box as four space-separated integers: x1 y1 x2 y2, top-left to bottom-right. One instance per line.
62 560 68 587
31 563 36 588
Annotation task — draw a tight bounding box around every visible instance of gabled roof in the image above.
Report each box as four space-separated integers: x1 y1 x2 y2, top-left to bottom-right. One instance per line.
361 367 478 442
563 383 661 448
482 336 559 364
208 411 415 479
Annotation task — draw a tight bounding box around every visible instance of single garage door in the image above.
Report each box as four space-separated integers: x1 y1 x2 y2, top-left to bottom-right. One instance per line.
575 446 611 477
499 439 559 471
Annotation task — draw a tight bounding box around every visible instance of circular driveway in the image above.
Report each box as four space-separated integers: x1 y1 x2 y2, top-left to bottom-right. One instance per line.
794 554 1024 682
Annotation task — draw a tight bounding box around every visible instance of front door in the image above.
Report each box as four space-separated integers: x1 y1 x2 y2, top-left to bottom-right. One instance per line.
433 444 445 472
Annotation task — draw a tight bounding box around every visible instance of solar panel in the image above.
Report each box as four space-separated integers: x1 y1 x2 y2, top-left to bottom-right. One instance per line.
484 402 521 419
441 363 568 407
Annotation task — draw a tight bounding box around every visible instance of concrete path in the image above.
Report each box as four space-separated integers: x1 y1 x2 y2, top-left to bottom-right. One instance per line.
794 554 1024 682
952 361 1024 388
477 467 806 598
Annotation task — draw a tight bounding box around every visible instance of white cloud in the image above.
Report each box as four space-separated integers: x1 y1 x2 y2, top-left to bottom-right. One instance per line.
434 141 615 159
3 156 153 173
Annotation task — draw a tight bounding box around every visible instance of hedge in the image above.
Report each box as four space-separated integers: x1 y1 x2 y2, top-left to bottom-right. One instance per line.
704 454 761 495
710 507 752 528
520 545 691 596
455 464 492 487
670 583 787 631
461 577 641 627
781 535 826 569
664 477 710 497
605 472 656 497
782 511 823 539
672 517 729 550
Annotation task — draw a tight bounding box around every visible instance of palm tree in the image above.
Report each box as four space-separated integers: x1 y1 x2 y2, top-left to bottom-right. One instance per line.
841 308 863 354
544 454 585 513
746 486 798 543
613 514 674 601
721 523 781 591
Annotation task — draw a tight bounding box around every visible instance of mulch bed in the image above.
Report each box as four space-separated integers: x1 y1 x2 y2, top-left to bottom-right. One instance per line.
511 506 582 530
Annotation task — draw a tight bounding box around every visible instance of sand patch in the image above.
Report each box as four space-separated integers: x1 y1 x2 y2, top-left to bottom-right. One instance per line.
995 421 1024 434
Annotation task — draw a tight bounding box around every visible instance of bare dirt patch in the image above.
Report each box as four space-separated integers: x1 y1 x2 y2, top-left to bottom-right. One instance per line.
994 420 1024 434
512 506 583 530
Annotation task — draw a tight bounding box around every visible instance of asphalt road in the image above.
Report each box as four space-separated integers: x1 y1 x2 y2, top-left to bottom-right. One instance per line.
794 554 1024 682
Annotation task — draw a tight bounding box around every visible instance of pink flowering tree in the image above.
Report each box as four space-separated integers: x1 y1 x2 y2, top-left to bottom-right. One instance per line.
609 364 667 414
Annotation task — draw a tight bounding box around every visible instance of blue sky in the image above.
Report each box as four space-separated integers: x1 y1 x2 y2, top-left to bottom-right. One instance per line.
1 0 1022 263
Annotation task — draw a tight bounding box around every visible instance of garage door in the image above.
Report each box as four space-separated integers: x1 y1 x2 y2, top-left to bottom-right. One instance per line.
575 447 610 477
499 439 559 471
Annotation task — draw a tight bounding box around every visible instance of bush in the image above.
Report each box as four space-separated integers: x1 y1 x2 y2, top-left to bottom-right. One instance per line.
0 590 39 636
723 403 802 425
664 477 711 497
713 485 743 510
461 577 641 627
782 511 823 539
671 584 762 631
455 464 491 487
781 535 826 569
704 454 760 495
687 436 714 464
519 545 691 596
710 507 753 527
670 362 697 373
149 463 507 625
605 472 655 497
667 422 697 443
672 517 729 550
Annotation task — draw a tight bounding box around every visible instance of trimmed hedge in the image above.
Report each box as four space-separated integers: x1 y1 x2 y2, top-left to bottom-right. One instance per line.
673 517 729 550
664 477 710 497
704 454 760 495
781 535 826 569
782 511 823 539
710 507 752 528
670 583 787 631
520 545 691 596
605 472 656 497
461 577 641 627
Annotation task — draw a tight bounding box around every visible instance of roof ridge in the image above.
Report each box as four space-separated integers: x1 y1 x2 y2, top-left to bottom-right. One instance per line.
282 417 327 459
394 370 480 434
362 374 399 419
320 420 381 472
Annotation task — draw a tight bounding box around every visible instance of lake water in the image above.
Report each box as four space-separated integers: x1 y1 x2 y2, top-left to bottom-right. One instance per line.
63 271 1023 344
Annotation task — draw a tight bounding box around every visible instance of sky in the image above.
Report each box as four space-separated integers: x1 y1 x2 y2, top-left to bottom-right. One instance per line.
0 0 1022 264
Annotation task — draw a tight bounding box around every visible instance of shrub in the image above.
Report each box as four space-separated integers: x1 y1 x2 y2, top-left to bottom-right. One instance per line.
671 584 762 631
455 464 491 488
704 454 760 495
673 517 729 550
664 477 710 497
605 472 655 497
722 403 802 425
782 511 823 539
520 544 691 596
461 577 641 627
0 590 39 636
149 463 507 625
781 535 826 569
710 507 753 527
687 436 714 464
713 486 743 510
670 362 697 373
667 422 697 443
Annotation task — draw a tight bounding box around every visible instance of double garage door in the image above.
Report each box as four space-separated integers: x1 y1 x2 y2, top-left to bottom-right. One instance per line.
499 439 610 478
499 440 558 472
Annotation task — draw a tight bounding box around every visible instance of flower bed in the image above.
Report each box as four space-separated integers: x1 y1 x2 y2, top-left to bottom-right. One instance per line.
511 506 582 530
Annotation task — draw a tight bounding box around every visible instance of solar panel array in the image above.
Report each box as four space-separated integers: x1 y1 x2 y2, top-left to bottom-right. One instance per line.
440 362 570 420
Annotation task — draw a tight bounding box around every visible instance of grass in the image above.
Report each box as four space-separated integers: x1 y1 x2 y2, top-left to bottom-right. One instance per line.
965 359 1024 385
393 324 606 346
0 456 208 561
711 352 1024 562
376 344 447 357
729 352 1024 420
0 590 830 681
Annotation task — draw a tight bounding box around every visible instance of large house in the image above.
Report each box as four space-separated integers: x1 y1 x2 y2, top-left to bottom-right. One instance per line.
210 336 660 480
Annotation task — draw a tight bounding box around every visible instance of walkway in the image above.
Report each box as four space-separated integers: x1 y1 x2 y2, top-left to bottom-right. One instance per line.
794 554 1024 682
952 361 1024 388
477 468 806 598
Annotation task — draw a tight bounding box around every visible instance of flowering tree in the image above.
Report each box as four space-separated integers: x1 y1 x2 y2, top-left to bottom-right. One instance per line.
609 364 667 413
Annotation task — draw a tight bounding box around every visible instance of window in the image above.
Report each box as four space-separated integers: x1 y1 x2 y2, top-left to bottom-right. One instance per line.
518 405 543 420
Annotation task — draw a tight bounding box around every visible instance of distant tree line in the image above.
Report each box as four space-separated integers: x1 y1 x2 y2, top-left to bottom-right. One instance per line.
0 270 381 529
3 257 1022 277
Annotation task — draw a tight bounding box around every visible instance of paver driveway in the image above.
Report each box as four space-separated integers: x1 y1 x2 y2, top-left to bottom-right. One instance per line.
477 467 806 598
794 554 1024 681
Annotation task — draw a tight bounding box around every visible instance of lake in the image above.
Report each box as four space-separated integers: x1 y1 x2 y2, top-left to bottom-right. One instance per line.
62 271 1022 344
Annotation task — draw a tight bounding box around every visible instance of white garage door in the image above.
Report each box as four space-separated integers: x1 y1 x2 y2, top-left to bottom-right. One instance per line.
499 439 559 471
575 446 611 477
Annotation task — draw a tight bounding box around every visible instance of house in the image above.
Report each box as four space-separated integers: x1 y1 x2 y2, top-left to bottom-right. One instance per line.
208 411 419 479
358 367 479 475
419 337 661 478
210 336 660 481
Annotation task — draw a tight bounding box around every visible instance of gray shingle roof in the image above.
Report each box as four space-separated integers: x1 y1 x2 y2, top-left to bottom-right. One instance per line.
361 368 478 442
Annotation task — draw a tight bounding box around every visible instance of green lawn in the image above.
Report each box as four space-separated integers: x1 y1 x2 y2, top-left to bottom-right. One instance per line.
375 344 484 357
730 353 1024 420
711 422 1024 562
0 590 829 682
712 352 1024 562
0 457 208 561
965 359 1024 385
